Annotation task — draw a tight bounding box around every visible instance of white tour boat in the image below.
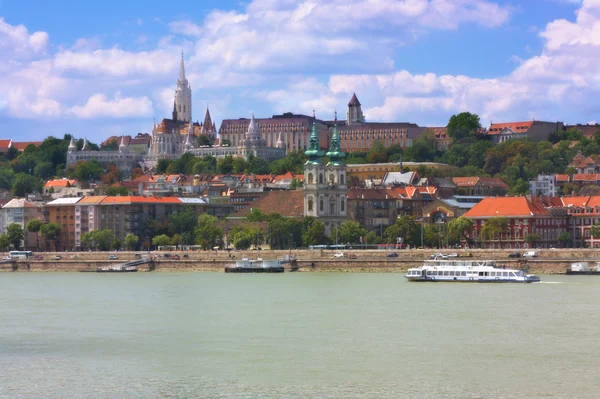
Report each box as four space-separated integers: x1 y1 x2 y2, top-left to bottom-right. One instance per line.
225 258 285 273
405 259 540 283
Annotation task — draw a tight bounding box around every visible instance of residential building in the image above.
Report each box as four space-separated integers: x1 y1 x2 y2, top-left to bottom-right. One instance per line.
463 197 567 249
233 190 304 219
569 150 599 174
44 179 91 199
346 188 399 235
422 196 486 224
0 198 44 250
74 196 105 249
561 196 600 248
565 124 600 139
430 177 457 198
529 175 558 197
452 177 509 196
485 120 564 144
44 197 81 251
427 127 453 151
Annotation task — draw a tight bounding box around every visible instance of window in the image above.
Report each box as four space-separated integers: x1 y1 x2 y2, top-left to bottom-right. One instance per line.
341 199 345 212
340 174 345 184
319 174 323 184
320 199 324 212
308 173 314 185
308 200 313 211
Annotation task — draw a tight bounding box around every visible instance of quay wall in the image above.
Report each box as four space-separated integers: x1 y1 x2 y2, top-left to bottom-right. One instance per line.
2 248 600 274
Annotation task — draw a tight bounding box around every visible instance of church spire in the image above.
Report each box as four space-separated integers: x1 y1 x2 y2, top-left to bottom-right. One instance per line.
304 112 324 164
119 134 127 153
68 136 77 153
326 112 345 165
180 50 186 81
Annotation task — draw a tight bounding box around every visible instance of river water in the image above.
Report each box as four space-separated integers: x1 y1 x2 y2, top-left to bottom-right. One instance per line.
0 273 598 399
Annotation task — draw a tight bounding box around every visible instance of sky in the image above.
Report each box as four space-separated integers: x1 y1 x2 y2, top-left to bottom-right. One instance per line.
1 0 598 143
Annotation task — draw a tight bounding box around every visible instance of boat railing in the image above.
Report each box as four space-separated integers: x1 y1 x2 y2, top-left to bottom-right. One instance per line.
424 260 496 268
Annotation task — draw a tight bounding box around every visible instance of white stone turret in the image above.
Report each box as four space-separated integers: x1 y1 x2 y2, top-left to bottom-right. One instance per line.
276 131 285 149
246 113 260 141
82 138 88 151
119 135 127 153
68 136 77 153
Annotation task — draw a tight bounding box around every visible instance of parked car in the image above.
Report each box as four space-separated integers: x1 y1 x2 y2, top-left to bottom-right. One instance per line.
108 255 119 260
34 255 44 260
172 254 180 260
522 251 538 258
183 254 189 258
446 253 458 258
163 253 172 258
2 255 11 260
508 252 521 258
430 253 447 259
53 255 62 260
333 252 345 258
459 252 472 257
387 253 399 258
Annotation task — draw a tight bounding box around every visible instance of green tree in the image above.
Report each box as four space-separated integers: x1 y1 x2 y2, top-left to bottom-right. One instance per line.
217 155 234 174
0 234 10 252
221 139 232 146
95 230 116 251
247 156 270 174
168 206 197 244
198 135 214 147
447 112 482 141
385 216 418 246
195 214 223 249
524 233 542 248
403 130 437 162
448 216 473 244
40 222 61 251
156 158 171 173
232 157 249 174
338 220 367 244
6 223 24 250
26 219 43 250
11 173 43 196
105 186 129 196
480 217 509 248
152 234 172 248
558 231 572 248
124 233 139 250
267 213 302 249
246 208 267 222
590 222 600 239
302 219 329 246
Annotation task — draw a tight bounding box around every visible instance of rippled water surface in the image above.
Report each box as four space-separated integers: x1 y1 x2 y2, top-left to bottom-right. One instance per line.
1 273 599 398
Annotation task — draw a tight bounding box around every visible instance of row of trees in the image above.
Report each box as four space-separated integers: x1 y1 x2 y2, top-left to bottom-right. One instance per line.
0 220 61 252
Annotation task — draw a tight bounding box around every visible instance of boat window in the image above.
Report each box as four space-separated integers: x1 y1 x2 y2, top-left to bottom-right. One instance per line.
479 272 484 276
491 272 496 277
461 271 467 276
503 272 509 277
511 272 517 277
427 270 432 275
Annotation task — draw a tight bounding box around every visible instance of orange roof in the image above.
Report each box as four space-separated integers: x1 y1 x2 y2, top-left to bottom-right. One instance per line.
273 172 295 182
560 196 600 207
392 186 418 198
45 179 77 188
417 186 437 195
573 174 600 182
555 174 570 182
12 141 42 151
487 121 534 135
0 139 12 149
464 197 549 218
452 177 480 187
100 196 182 204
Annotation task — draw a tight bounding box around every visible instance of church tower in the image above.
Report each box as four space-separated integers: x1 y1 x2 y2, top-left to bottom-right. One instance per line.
304 112 326 219
346 93 365 125
174 51 192 123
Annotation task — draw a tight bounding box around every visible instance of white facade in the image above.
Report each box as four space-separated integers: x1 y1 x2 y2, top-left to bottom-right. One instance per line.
174 51 192 123
529 174 557 197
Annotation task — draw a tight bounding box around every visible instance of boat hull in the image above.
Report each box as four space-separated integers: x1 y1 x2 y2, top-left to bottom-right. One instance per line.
405 276 540 283
97 269 138 273
225 266 284 273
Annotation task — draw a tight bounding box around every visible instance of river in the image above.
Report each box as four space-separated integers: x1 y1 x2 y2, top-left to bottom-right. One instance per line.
0 273 598 398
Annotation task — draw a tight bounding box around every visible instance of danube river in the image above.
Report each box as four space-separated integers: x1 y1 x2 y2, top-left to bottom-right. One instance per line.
1 273 599 399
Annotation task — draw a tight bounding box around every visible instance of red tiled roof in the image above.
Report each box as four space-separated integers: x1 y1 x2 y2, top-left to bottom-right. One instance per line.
273 171 295 182
573 174 600 182
100 196 181 204
234 190 304 218
0 139 12 149
555 174 570 182
12 141 42 150
45 179 78 188
479 177 509 190
464 197 549 218
487 121 534 135
452 177 480 187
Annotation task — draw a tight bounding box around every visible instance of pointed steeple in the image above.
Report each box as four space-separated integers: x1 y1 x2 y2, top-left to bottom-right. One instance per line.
304 112 324 164
202 107 213 133
119 134 127 153
326 112 345 165
82 137 88 151
348 93 361 106
276 131 285 149
179 50 186 81
246 113 260 139
68 136 77 153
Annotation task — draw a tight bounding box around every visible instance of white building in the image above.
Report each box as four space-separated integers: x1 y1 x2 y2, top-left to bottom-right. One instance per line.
529 175 557 197
0 198 44 250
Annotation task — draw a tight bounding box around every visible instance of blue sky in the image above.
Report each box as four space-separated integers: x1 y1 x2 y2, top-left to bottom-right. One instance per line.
1 0 597 143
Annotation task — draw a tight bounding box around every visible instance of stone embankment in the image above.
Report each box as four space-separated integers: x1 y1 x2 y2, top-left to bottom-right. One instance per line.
2 248 599 274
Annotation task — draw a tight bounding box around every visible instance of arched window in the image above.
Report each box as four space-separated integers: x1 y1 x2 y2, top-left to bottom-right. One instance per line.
319 174 324 184
329 174 335 184
320 198 324 212
308 199 313 211
308 173 314 185
340 174 345 185
341 199 345 212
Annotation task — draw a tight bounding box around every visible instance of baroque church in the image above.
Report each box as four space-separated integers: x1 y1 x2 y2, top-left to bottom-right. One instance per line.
304 113 347 235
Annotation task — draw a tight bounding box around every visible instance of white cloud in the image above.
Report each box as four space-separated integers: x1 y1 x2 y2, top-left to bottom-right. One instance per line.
69 92 153 119
0 17 49 60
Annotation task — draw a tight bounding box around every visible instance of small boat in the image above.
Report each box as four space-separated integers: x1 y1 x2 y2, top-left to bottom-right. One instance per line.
567 262 600 275
225 258 284 273
97 265 138 273
405 259 540 283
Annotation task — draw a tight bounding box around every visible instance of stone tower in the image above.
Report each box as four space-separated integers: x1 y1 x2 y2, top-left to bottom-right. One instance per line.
304 114 326 219
174 51 192 123
346 93 365 125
